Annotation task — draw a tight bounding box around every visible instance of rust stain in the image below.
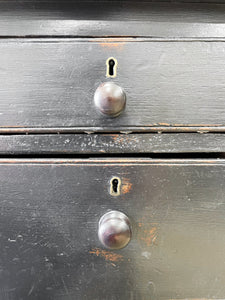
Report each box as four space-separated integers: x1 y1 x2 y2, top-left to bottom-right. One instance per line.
157 123 171 126
140 226 158 247
98 38 127 50
121 177 132 194
112 135 126 145
100 43 125 50
111 134 120 141
111 135 138 145
89 248 123 262
172 123 222 127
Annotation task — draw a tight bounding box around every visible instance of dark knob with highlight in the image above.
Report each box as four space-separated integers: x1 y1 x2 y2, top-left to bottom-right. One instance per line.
94 82 126 117
98 211 131 250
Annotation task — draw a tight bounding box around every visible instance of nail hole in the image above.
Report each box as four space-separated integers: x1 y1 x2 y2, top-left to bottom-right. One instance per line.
110 177 121 196
106 57 118 78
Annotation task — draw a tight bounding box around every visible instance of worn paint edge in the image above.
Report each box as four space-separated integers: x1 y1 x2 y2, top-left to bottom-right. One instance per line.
0 159 224 165
1 126 225 134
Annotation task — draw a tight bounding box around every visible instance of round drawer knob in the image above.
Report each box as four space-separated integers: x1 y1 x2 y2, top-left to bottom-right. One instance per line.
94 82 126 117
98 211 131 250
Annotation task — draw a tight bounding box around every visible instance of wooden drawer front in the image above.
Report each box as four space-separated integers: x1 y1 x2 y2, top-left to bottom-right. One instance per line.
1 40 225 132
1 1 225 38
1 159 225 299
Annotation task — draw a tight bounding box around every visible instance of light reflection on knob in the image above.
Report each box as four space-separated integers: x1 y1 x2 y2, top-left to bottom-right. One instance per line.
94 82 126 117
98 211 131 250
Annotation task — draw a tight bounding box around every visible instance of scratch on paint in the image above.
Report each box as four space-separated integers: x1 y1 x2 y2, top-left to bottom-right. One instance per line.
112 134 138 143
89 248 123 262
139 224 158 246
28 284 35 296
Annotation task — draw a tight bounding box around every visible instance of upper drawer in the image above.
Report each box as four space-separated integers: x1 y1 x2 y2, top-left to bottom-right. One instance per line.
1 1 225 38
1 39 225 132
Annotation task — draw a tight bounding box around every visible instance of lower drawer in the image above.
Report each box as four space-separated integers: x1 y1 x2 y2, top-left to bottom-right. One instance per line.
0 159 225 299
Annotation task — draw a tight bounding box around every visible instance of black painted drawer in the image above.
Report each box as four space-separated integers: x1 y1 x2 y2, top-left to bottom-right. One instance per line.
1 40 225 133
1 159 225 299
0 1 225 38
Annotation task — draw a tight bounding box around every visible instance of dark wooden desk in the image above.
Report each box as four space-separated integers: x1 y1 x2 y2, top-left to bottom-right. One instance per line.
1 1 225 299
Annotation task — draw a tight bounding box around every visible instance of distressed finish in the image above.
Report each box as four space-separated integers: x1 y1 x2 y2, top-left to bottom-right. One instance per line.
0 1 225 300
1 133 225 155
0 40 225 131
1 159 225 299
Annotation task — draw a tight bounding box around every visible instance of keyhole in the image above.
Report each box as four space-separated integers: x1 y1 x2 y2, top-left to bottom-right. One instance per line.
112 178 118 193
110 177 121 196
106 57 117 78
108 59 115 76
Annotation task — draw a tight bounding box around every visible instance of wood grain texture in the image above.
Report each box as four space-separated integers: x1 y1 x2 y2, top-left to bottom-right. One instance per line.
1 133 225 154
0 1 225 37
1 159 225 299
0 39 225 131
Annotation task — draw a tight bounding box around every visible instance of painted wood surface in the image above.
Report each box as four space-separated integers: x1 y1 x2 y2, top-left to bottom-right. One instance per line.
0 2 224 300
1 159 225 299
0 133 225 154
0 1 225 37
0 39 225 132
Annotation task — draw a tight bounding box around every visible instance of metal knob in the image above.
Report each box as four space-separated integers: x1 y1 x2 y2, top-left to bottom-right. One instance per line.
94 82 126 117
98 211 131 250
